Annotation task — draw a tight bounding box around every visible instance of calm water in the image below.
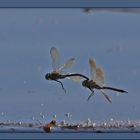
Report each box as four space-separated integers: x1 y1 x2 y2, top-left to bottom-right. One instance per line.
0 9 140 137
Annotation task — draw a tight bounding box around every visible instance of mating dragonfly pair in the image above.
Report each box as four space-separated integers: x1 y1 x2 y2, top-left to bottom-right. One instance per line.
45 47 128 102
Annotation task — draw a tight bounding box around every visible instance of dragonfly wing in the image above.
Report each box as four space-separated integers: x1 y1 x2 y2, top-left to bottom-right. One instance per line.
57 70 82 82
100 89 112 103
58 58 75 72
67 76 82 81
89 58 96 80
95 68 105 87
50 47 60 71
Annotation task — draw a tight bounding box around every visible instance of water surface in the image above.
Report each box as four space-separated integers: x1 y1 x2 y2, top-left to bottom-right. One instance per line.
0 9 140 135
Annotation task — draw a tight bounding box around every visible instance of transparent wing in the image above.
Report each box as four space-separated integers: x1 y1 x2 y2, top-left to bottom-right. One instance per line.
100 89 112 103
95 68 105 87
50 47 60 71
89 58 96 80
58 58 75 72
67 76 82 81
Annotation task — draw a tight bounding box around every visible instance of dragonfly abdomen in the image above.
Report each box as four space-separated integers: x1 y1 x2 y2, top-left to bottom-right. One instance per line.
102 86 128 93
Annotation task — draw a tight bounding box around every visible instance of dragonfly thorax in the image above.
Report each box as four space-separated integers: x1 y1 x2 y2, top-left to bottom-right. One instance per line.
82 80 101 89
45 72 65 80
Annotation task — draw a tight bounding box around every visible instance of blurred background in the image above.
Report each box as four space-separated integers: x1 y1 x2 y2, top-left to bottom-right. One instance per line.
0 8 140 124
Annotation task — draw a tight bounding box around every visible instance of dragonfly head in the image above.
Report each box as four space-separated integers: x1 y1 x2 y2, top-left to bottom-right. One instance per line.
82 80 88 87
45 73 51 80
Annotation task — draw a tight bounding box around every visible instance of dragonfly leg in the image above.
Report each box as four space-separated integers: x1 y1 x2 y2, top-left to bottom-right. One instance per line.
87 88 95 101
54 80 66 93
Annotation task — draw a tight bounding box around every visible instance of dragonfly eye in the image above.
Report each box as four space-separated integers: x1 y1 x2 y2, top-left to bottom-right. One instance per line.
82 80 87 87
45 73 50 80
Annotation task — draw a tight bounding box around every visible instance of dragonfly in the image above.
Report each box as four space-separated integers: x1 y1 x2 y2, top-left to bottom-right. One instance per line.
45 47 88 93
82 58 128 102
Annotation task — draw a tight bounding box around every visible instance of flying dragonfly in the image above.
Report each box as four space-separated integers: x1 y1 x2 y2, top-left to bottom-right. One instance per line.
82 58 128 102
45 47 88 93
